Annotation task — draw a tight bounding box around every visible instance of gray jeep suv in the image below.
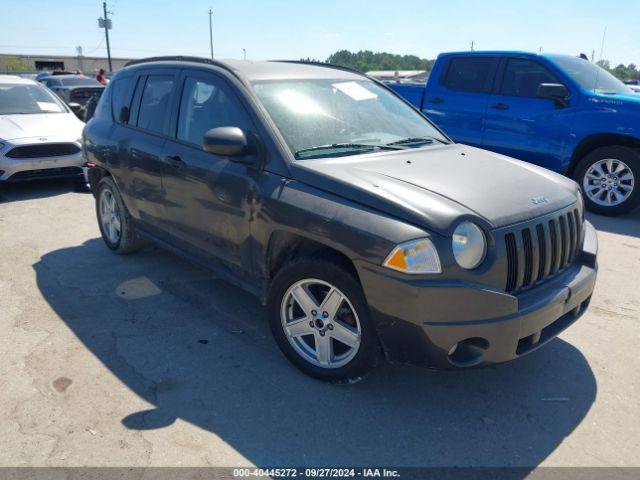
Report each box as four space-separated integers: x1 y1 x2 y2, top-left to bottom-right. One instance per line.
83 57 598 382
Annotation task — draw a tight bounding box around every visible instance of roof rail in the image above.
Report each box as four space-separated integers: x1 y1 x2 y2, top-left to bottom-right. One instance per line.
271 60 369 78
124 56 225 68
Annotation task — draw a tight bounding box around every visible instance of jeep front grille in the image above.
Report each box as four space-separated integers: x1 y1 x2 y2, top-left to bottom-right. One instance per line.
504 207 583 293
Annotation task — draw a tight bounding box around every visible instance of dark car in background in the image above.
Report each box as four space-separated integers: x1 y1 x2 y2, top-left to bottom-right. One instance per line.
40 75 104 119
83 57 598 382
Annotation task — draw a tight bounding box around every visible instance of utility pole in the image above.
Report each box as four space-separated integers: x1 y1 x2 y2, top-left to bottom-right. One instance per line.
243 48 246 60
76 46 84 72
208 9 214 59
99 2 113 72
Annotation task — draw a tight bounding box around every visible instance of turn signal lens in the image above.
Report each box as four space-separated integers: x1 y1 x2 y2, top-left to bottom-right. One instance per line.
383 238 441 274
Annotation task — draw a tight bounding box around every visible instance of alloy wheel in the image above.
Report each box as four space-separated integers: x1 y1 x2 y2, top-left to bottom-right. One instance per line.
280 279 361 369
99 189 121 244
583 158 635 207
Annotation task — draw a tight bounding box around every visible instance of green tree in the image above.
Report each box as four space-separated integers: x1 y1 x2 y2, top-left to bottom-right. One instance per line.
325 50 433 73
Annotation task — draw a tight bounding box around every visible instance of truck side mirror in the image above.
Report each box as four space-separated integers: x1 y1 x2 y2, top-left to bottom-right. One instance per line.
537 83 569 108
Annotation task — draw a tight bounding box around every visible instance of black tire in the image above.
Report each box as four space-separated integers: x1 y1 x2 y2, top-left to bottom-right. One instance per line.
267 256 380 383
96 176 147 254
574 146 640 216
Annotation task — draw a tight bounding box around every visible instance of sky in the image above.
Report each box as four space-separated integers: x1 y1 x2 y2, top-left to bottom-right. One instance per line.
2 0 639 67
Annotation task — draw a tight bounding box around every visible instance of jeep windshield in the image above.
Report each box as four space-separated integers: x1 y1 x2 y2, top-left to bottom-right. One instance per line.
549 55 632 95
252 78 448 159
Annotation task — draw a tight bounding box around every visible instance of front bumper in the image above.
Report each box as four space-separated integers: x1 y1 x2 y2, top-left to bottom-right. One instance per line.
357 221 598 368
0 149 84 182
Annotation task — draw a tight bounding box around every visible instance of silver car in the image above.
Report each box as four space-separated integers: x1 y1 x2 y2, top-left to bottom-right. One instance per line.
0 75 86 182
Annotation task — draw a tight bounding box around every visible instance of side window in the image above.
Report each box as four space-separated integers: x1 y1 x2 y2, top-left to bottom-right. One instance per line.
176 75 251 147
110 76 136 124
136 75 175 134
500 58 560 98
92 83 112 121
441 57 495 93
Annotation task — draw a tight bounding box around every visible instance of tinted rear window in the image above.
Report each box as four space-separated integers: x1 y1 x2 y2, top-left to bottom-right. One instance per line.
441 57 495 93
59 77 102 87
110 76 136 124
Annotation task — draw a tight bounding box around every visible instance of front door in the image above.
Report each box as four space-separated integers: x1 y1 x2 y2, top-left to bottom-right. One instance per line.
482 57 574 171
161 70 259 274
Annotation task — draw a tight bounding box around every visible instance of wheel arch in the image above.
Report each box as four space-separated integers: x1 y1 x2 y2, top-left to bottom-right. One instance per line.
568 133 640 176
87 166 112 196
265 230 360 288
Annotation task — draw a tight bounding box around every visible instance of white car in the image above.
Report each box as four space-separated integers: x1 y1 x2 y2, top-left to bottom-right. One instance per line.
0 75 86 183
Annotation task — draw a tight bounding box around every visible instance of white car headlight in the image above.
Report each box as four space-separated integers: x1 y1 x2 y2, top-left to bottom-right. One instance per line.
383 238 441 274
452 221 486 270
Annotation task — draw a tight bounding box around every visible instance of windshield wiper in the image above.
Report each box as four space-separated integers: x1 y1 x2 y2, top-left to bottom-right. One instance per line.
386 136 447 147
294 143 401 159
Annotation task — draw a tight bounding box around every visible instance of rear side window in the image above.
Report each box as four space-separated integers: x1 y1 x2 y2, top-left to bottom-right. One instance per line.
441 57 495 93
500 58 560 97
110 76 136 124
92 83 112 121
136 75 175 134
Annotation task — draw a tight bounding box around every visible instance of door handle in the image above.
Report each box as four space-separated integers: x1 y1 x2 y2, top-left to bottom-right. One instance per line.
165 155 185 169
490 103 509 110
430 97 444 104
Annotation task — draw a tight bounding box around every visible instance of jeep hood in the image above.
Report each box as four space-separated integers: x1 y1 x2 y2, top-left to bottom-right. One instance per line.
290 144 579 235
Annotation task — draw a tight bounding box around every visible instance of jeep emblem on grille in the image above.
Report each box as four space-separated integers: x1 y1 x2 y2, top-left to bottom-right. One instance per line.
531 196 549 205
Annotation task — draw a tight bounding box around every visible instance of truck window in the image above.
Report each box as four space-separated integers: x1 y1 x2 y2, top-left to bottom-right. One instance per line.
441 57 495 93
500 58 560 97
136 75 174 134
176 76 251 147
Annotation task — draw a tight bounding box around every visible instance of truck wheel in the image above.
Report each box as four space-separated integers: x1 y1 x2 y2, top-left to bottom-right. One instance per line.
96 176 146 254
267 256 379 383
575 146 640 216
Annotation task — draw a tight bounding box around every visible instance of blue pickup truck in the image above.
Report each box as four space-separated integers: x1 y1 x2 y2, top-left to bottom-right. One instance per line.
388 51 640 216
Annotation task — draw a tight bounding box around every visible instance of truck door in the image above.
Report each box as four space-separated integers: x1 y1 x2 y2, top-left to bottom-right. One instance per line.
422 56 497 147
482 57 573 171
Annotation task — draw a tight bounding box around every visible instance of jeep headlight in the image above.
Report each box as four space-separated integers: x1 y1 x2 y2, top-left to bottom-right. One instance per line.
452 221 486 270
383 238 441 274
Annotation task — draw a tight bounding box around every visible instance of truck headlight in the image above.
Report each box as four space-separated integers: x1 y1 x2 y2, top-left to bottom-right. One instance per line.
383 238 441 274
452 221 486 270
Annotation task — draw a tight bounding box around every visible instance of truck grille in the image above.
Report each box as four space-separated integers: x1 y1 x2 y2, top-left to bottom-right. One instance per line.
6 143 80 159
504 206 583 293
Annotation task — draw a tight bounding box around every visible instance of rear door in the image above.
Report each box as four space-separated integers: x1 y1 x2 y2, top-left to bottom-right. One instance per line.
482 57 573 171
118 69 179 237
422 56 498 147
161 69 259 275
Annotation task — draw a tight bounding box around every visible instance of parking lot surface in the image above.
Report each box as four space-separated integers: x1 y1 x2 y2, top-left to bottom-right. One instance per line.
1 180 639 469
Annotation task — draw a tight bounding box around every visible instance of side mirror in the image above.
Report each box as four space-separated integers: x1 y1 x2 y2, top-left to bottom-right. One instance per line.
537 83 569 108
68 102 84 117
203 127 248 157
